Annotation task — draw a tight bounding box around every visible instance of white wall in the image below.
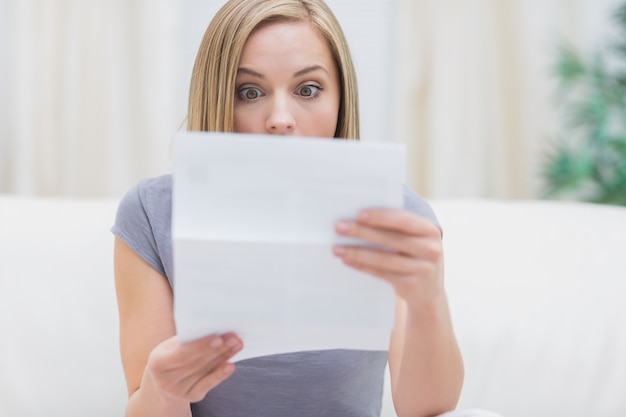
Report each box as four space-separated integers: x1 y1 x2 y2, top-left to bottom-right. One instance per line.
1 0 623 198
0 0 8 188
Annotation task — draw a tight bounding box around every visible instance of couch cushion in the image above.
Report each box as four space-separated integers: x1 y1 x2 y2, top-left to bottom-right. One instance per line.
3 196 625 417
431 199 626 417
0 196 127 417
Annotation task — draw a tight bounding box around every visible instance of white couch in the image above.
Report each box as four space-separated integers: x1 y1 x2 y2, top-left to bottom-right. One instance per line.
1 195 625 417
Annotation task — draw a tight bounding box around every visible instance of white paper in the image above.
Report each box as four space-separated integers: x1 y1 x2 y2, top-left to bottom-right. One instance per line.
172 132 405 361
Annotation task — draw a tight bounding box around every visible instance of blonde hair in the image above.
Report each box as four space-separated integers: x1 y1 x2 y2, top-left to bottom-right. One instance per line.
186 0 359 139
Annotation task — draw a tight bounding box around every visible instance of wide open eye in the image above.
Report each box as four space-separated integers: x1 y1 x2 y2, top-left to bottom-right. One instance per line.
296 84 322 98
238 87 263 100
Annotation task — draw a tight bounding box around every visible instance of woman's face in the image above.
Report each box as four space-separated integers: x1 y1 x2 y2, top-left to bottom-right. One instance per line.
233 21 341 138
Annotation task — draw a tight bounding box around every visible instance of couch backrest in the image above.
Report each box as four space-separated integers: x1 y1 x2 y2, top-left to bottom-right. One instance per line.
2 196 625 417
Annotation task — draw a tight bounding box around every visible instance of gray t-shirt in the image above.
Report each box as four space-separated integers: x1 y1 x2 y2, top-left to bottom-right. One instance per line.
112 174 439 417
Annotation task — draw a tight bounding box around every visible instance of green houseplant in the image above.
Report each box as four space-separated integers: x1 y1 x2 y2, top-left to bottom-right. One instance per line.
543 2 626 205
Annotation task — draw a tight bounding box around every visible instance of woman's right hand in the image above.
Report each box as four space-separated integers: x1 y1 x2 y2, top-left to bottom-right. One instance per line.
144 332 243 403
115 237 243 416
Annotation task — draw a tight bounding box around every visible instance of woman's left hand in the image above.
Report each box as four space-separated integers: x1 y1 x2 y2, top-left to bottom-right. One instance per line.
333 209 444 306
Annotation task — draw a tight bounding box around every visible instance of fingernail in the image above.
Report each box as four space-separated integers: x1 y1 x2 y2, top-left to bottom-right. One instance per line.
226 338 241 351
333 246 346 256
336 221 349 233
210 337 223 348
223 363 235 375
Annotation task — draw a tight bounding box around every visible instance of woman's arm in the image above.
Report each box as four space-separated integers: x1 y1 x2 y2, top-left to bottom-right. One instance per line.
388 286 464 417
333 210 463 417
114 237 242 417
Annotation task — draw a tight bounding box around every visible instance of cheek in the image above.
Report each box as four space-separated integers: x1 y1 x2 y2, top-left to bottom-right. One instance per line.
311 101 340 137
296 107 338 138
321 89 341 136
321 108 339 137
233 107 259 133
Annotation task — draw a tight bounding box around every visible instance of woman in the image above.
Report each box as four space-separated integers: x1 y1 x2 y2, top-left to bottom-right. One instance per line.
113 1 466 416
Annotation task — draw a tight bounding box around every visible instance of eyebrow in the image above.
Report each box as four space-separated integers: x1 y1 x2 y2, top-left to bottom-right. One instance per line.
236 65 329 79
293 65 328 78
237 67 264 79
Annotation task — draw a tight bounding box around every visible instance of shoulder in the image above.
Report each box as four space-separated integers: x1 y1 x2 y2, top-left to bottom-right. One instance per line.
402 184 440 229
131 174 172 207
116 174 172 220
111 174 173 278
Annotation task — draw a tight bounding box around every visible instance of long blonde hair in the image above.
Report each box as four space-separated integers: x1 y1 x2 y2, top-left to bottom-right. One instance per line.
186 0 359 139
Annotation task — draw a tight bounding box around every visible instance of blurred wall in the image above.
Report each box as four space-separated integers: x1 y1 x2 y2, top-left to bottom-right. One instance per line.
0 0 622 198
0 1 184 197
393 0 623 198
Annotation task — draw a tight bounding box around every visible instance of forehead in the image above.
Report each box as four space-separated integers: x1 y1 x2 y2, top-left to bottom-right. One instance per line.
240 20 333 64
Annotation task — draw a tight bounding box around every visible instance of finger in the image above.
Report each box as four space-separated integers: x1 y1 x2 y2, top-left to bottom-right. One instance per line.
352 256 439 280
191 334 243 375
336 221 441 259
150 332 241 387
170 335 242 398
336 220 415 256
345 260 443 302
342 260 402 284
176 341 240 397
176 333 242 380
185 362 236 403
333 246 421 275
151 334 228 373
356 209 441 237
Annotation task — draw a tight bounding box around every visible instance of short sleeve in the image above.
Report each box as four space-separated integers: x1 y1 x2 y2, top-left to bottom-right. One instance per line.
402 184 441 232
111 181 167 277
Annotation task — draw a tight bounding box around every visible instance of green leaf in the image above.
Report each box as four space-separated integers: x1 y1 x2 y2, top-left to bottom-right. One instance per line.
542 142 594 196
565 97 608 133
555 45 586 84
544 1 626 206
613 3 626 34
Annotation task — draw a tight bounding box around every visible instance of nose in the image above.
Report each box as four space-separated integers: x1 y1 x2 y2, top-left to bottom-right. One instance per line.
266 96 295 135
